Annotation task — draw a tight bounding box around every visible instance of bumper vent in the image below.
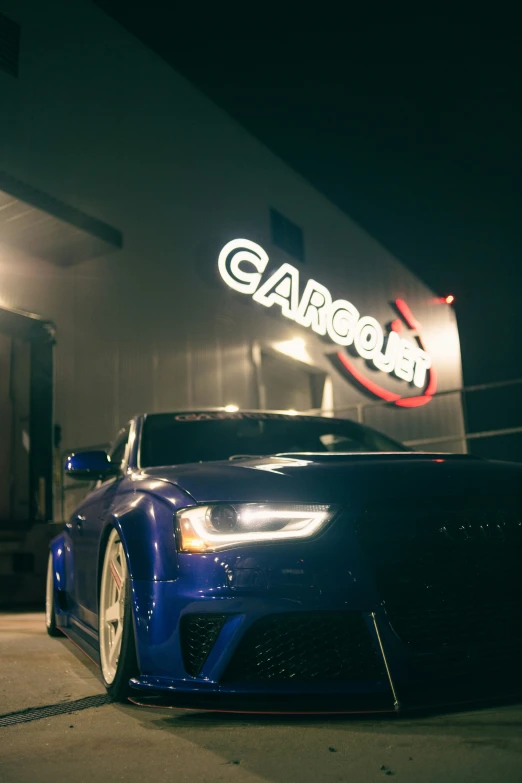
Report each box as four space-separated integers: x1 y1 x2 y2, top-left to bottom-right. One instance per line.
222 612 384 683
180 614 227 677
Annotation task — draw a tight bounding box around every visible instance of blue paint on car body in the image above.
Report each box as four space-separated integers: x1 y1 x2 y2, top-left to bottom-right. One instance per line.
49 411 522 711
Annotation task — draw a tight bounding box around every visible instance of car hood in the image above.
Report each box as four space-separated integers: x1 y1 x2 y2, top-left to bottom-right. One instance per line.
141 453 522 512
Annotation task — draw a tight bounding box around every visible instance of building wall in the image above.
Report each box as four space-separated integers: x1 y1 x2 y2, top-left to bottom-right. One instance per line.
0 0 464 460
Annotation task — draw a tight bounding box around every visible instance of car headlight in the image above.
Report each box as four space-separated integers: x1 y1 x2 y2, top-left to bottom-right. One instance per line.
175 503 337 552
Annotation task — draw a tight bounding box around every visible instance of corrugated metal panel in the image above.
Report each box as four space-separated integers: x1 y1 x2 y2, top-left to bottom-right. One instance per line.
362 392 466 446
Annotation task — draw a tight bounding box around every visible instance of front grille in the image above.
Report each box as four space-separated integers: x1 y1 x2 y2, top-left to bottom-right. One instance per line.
355 509 522 675
222 612 385 683
180 614 227 677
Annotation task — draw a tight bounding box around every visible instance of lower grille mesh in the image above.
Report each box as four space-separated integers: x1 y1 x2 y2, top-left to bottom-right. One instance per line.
180 614 227 677
223 612 384 683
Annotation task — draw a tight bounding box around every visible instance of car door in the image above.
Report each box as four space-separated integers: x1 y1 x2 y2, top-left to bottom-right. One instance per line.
71 427 130 629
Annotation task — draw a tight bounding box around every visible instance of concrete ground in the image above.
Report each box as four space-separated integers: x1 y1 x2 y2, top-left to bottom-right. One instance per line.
1 612 522 783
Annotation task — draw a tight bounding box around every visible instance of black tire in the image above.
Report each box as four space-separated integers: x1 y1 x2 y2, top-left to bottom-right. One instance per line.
99 542 139 702
46 552 62 637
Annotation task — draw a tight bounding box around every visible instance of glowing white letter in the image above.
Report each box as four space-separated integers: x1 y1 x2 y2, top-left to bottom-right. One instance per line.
218 239 269 295
295 279 333 335
394 339 416 383
326 299 360 346
354 316 384 360
413 349 431 388
252 263 300 320
373 331 401 373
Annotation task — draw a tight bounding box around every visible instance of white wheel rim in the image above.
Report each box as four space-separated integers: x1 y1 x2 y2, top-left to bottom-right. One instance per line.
45 552 53 628
99 529 127 684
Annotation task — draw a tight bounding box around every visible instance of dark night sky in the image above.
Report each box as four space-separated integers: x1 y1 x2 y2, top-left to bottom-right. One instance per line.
95 3 521 391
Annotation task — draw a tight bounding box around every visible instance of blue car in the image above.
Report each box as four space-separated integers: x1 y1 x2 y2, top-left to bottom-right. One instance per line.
46 411 522 713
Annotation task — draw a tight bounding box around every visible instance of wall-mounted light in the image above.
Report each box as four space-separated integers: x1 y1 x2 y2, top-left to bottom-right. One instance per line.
273 337 312 364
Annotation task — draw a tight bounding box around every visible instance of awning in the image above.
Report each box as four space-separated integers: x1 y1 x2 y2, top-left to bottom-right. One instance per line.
0 170 122 266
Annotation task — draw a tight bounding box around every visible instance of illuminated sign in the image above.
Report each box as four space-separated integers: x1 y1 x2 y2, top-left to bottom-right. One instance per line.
218 239 436 406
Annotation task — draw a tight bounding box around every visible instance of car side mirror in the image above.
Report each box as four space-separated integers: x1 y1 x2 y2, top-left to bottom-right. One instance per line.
65 450 118 480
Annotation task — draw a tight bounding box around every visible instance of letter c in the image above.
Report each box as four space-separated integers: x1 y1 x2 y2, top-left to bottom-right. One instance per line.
218 239 269 295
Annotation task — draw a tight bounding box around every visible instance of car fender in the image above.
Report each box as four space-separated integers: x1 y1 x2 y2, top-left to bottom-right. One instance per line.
99 491 183 583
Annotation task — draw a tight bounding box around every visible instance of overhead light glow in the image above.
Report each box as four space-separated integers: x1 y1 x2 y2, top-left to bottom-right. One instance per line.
273 337 312 364
286 409 299 415
224 404 239 413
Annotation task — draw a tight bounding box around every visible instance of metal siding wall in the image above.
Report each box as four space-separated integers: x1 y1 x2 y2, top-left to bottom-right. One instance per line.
362 393 466 446
155 343 191 413
0 0 465 459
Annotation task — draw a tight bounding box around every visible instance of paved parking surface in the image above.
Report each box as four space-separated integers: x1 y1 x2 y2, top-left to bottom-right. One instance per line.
1 611 522 783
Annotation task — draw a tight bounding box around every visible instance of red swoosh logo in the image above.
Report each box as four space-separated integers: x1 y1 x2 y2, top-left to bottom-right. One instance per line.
336 299 437 408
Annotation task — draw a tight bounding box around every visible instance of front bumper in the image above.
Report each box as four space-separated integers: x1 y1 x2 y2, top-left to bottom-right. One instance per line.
128 577 522 714
129 567 397 711
127 499 522 714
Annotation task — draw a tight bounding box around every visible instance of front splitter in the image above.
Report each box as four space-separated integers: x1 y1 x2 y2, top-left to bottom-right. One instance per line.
127 690 396 714
126 685 522 716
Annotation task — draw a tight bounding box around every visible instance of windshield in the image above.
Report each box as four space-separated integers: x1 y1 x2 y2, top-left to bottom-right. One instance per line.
139 412 407 467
